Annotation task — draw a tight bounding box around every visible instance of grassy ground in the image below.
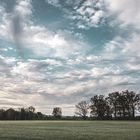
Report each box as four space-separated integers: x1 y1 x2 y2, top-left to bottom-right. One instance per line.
0 121 140 140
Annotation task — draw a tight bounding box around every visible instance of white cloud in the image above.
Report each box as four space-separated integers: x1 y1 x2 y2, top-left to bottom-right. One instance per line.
0 0 89 59
121 34 140 57
15 0 32 17
46 0 105 29
104 33 140 58
105 0 140 28
46 0 140 29
0 5 11 38
72 0 105 28
23 26 86 58
0 55 139 115
0 0 140 116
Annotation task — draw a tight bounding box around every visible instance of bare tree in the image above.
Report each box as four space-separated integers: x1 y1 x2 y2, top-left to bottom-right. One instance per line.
75 101 89 119
28 106 35 113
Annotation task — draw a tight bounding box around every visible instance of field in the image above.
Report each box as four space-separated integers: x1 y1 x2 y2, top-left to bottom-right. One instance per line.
0 121 140 140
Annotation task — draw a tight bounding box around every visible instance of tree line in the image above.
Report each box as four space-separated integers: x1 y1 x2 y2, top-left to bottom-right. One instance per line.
75 90 140 120
0 106 62 120
0 106 43 120
0 90 140 120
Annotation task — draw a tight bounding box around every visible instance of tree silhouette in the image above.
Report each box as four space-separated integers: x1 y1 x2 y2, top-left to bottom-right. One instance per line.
75 101 89 119
28 106 35 113
107 92 120 118
90 95 111 119
52 107 62 119
107 90 140 118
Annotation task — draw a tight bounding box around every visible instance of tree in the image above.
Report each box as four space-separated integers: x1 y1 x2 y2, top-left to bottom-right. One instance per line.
37 112 44 120
108 90 140 118
108 91 128 118
19 108 27 120
5 108 16 120
107 92 120 118
90 95 111 119
26 106 36 120
28 106 35 113
0 109 5 120
75 101 89 119
0 106 45 120
122 90 140 118
52 107 62 118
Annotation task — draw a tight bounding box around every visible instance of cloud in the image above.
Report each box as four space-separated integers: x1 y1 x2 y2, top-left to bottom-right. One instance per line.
15 0 32 17
46 0 105 29
0 0 89 59
46 0 140 29
0 0 140 116
69 0 105 29
0 0 32 58
105 0 140 28
23 27 88 58
103 33 140 59
0 5 10 38
10 0 32 58
0 55 139 115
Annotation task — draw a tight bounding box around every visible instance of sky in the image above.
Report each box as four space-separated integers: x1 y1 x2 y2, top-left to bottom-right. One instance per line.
0 0 140 116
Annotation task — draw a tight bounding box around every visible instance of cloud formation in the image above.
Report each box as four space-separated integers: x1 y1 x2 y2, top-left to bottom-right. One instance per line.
0 0 140 115
105 0 140 28
46 0 105 29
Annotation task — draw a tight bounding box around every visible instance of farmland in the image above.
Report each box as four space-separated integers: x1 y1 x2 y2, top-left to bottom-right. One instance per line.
0 121 140 140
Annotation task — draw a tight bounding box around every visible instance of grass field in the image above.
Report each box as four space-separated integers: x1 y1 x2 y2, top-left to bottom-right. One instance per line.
0 121 140 140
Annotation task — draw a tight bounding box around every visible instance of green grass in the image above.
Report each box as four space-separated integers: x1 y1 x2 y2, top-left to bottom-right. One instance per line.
0 121 140 140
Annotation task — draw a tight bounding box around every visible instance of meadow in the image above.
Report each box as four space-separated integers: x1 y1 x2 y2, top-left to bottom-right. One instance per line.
0 121 140 140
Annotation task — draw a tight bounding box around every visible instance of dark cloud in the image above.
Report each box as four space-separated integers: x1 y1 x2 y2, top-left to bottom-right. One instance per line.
11 14 25 58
